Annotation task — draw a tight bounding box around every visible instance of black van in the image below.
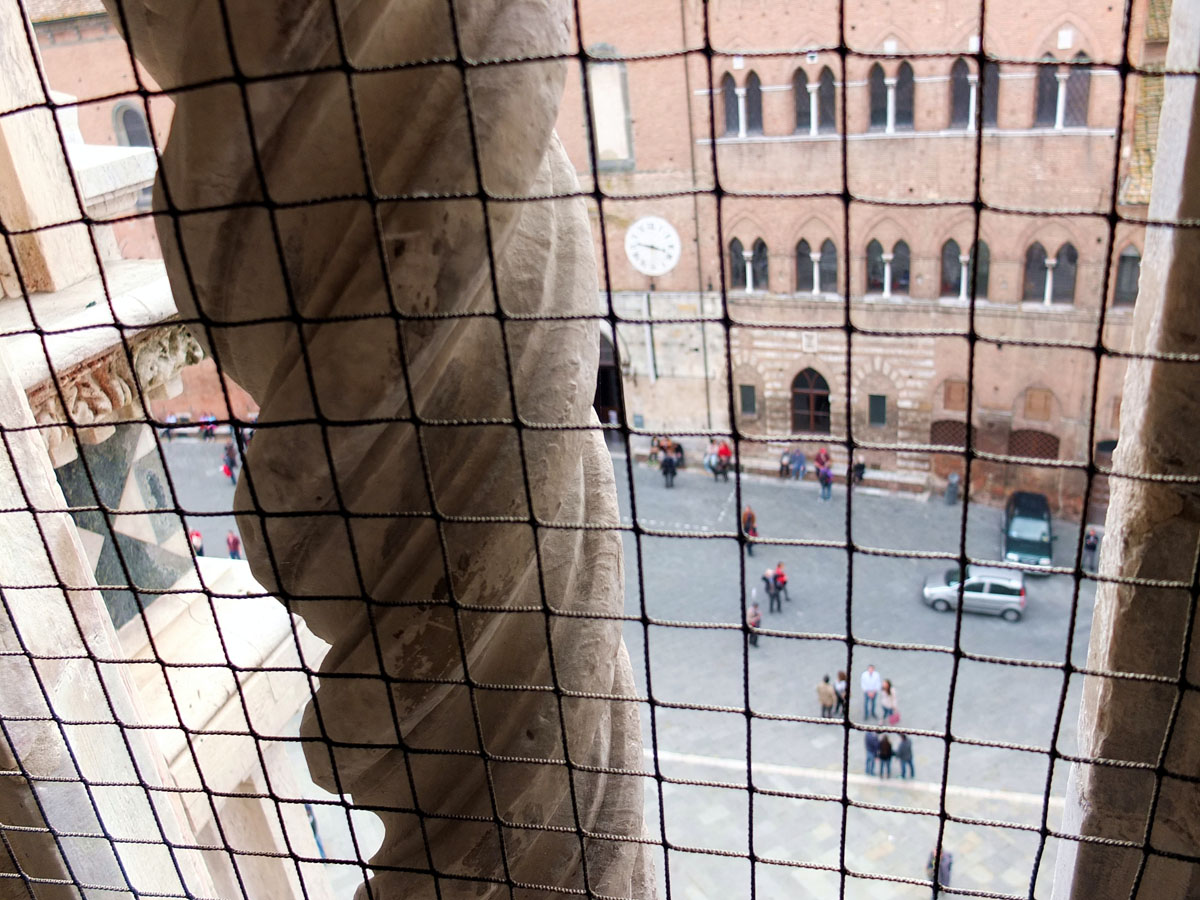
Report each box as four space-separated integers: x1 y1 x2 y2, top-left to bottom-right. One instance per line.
1003 492 1054 569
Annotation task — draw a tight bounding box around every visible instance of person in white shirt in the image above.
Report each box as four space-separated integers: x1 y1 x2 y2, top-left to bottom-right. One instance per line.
861 664 882 720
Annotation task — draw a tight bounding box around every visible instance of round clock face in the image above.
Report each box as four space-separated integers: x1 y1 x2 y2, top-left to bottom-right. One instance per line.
624 216 682 277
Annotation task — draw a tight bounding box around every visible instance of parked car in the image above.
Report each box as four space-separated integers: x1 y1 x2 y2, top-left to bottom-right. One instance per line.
922 564 1027 622
1003 491 1054 570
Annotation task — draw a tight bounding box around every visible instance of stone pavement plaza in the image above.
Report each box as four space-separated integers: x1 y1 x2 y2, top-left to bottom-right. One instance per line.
160 440 1093 897
611 453 1095 899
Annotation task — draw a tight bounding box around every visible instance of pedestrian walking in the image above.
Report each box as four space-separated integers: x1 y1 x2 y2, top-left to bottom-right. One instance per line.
649 436 662 467
747 601 762 648
834 670 848 715
741 505 758 556
774 562 790 602
188 529 204 557
1084 527 1100 572
861 664 882 720
763 568 782 613
881 679 899 725
789 447 806 480
926 848 953 887
704 440 720 476
817 465 833 501
817 675 837 718
896 734 914 779
864 730 880 775
163 412 177 441
878 734 893 778
226 530 242 560
660 442 677 488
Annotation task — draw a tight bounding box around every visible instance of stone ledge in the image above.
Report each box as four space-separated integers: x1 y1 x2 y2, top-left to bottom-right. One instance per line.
0 259 203 465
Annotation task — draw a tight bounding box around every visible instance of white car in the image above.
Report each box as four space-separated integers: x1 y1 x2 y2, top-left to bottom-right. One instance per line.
921 565 1027 622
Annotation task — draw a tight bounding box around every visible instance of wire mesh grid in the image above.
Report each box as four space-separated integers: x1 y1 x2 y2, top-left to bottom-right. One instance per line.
1 0 1198 898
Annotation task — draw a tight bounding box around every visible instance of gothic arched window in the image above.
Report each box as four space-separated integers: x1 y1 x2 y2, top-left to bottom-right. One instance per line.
729 237 745 289
895 62 915 130
794 69 810 133
722 73 738 136
796 239 813 292
819 239 838 292
745 71 763 134
1035 56 1058 126
950 58 970 128
1065 53 1091 126
1023 242 1048 300
869 64 887 130
941 239 962 296
1053 242 1078 303
892 240 911 294
818 67 837 133
751 238 769 290
866 239 885 292
972 241 991 298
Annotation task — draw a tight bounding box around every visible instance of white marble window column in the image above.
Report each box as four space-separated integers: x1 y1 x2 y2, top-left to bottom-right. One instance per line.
967 73 979 131
809 251 821 294
885 77 897 134
1043 257 1057 304
1054 70 1069 130
742 248 755 292
807 82 819 136
736 86 748 138
958 253 971 301
882 251 894 298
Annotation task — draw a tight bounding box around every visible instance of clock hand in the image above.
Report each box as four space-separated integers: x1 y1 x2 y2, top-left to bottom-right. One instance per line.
637 242 666 253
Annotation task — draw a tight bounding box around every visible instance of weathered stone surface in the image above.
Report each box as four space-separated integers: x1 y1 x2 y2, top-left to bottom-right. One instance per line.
1053 4 1200 899
104 1 653 896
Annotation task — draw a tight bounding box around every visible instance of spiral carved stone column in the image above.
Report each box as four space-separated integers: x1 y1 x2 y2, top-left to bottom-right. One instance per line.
104 1 653 896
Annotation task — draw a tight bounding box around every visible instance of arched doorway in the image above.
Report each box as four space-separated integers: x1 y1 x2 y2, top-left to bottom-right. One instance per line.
595 334 621 441
791 368 831 433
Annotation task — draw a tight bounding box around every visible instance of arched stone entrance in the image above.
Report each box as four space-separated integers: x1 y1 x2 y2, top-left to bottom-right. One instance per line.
595 333 621 439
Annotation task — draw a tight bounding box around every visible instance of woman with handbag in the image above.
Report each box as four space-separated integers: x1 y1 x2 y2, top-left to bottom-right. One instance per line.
881 679 899 725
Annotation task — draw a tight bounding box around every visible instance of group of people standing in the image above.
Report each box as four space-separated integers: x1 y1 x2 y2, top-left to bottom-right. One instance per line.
813 665 914 779
780 445 835 501
703 439 734 481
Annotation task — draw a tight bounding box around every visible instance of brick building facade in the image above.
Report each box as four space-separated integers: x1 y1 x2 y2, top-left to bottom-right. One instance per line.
556 0 1158 518
25 0 1160 516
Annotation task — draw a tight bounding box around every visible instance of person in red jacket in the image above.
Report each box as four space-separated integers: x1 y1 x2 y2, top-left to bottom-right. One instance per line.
226 530 242 560
774 562 790 602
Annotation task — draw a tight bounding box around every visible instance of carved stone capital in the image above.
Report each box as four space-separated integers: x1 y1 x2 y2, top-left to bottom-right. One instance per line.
26 324 204 467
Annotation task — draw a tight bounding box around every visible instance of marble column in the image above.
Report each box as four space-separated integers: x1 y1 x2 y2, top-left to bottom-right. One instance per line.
881 251 894 298
809 251 821 295
958 253 971 302
1055 69 1069 130
103 1 654 898
885 77 897 134
1044 257 1058 304
743 248 755 292
807 82 819 137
